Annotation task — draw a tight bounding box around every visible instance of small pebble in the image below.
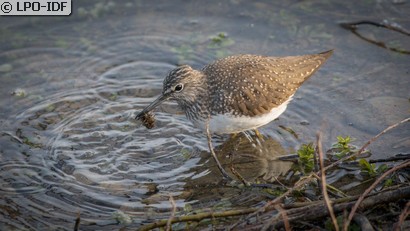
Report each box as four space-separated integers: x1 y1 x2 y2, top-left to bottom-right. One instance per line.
300 120 310 125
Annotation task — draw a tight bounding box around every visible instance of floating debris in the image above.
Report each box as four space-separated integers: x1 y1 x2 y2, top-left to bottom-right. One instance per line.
11 88 27 97
112 210 132 225
137 111 155 129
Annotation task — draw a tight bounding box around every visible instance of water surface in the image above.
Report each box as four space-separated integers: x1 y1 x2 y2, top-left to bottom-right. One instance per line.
1 0 409 230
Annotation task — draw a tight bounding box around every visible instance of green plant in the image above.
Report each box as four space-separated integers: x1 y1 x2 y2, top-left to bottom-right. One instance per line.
332 136 356 159
358 159 388 177
296 143 315 174
358 159 377 176
384 178 394 187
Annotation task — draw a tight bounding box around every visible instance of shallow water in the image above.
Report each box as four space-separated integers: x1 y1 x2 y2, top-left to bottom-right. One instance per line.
1 0 409 230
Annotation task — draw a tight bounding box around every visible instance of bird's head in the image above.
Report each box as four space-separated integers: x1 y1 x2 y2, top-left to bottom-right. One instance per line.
135 65 205 119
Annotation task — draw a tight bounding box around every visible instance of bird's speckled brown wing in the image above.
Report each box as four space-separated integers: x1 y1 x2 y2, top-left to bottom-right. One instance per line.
202 50 333 117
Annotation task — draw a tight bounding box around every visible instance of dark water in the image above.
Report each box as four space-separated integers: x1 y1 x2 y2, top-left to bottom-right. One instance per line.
1 0 409 230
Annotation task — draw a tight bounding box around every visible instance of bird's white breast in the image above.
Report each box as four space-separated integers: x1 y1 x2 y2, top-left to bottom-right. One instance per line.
192 97 292 134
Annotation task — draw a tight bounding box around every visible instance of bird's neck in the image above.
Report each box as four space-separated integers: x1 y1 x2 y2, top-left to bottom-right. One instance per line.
179 73 210 121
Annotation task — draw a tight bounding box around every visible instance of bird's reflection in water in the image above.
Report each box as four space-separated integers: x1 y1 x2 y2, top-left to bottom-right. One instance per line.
141 133 294 206
187 132 293 188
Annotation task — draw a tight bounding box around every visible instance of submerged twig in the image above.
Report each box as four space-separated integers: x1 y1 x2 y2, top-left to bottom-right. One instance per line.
166 195 177 231
340 20 410 54
340 20 410 36
369 153 410 163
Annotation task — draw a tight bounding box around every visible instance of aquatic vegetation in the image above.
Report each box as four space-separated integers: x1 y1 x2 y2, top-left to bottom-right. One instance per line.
359 159 388 177
171 44 195 64
295 143 315 174
333 136 355 156
207 32 235 58
327 135 364 161
112 210 132 225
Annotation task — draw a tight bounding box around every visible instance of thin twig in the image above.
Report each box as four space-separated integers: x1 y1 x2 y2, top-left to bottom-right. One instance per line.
276 204 291 231
395 201 410 231
369 154 410 163
262 204 291 231
324 183 348 198
317 133 339 231
139 207 258 231
339 21 410 54
271 175 288 189
166 195 177 231
339 20 410 36
230 165 250 186
344 160 410 231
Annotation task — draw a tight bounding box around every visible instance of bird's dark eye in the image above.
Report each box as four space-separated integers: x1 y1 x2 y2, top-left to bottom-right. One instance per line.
174 84 184 92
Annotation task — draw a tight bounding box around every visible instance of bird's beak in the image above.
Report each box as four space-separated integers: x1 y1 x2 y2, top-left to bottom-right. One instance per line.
135 93 170 119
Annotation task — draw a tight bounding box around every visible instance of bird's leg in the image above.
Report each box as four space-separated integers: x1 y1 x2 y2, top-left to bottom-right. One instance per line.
229 133 238 139
205 118 233 180
254 129 264 141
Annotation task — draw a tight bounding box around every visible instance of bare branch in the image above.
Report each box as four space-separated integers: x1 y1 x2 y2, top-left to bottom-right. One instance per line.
317 132 339 231
395 201 410 231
